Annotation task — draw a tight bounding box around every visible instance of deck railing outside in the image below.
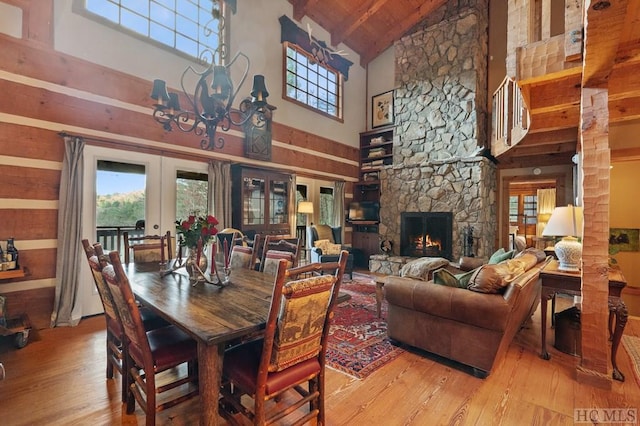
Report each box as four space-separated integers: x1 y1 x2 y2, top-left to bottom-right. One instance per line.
96 226 145 253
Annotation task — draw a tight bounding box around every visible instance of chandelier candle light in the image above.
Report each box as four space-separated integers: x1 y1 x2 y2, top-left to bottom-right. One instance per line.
150 10 273 150
542 204 584 272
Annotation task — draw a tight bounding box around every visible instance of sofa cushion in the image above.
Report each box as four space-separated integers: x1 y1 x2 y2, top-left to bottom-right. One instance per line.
488 248 514 264
314 224 335 243
400 257 450 281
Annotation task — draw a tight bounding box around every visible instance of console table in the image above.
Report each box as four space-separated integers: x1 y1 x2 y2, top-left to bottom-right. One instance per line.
539 260 628 381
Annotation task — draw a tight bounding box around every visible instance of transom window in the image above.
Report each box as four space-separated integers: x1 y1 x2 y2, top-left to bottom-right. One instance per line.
284 42 343 120
78 0 223 62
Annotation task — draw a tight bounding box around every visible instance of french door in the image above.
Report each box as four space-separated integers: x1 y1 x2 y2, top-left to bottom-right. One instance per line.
80 145 208 316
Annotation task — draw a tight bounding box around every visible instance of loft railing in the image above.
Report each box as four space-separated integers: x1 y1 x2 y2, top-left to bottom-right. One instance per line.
491 76 530 157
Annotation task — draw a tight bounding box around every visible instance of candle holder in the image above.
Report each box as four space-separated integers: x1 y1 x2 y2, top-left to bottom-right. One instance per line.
222 266 231 285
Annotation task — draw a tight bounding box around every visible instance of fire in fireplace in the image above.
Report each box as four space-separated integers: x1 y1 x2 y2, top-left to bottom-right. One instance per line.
400 212 453 259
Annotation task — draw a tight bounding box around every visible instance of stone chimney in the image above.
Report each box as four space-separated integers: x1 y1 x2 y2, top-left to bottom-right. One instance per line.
378 0 497 261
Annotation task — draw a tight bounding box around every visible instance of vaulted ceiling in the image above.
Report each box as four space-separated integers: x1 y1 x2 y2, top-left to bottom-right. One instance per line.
288 0 449 66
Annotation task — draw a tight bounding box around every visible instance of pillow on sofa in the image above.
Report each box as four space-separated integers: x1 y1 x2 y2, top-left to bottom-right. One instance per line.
325 243 342 255
433 268 476 288
314 239 331 253
488 248 514 264
467 259 527 294
400 257 449 281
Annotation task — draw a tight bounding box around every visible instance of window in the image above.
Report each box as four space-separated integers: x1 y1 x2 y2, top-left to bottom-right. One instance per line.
176 171 209 220
284 42 343 120
319 186 334 226
78 0 224 62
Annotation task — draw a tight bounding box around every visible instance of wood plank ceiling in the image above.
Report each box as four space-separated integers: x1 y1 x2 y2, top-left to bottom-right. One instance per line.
290 0 640 167
288 0 448 66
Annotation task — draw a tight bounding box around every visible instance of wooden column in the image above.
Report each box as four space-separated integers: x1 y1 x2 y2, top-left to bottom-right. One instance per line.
576 87 611 389
576 0 628 389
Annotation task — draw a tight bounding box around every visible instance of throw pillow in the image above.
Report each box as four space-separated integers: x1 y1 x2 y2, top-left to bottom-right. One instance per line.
325 243 342 255
467 259 527 294
400 257 450 281
313 239 330 254
488 248 514 264
433 267 479 288
433 268 466 288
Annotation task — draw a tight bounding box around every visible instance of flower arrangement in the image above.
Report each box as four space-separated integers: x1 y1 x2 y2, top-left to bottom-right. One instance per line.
176 214 219 249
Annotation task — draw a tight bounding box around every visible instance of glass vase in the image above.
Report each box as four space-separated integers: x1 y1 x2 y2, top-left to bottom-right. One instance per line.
185 247 208 282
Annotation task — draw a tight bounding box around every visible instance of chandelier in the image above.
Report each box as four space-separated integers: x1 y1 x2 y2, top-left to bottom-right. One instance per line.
150 13 271 150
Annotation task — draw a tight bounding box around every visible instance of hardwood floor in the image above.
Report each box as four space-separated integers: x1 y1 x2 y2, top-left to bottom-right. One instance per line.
1 299 639 425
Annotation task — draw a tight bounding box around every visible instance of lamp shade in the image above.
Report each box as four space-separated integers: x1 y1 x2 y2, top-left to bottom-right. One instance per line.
542 205 583 272
541 205 583 237
250 74 269 106
298 201 314 214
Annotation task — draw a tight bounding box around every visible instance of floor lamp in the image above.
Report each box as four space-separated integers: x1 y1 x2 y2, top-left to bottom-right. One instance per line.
297 201 314 262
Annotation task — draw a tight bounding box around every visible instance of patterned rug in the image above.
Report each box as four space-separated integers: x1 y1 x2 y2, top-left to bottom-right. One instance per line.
326 274 404 379
622 335 640 386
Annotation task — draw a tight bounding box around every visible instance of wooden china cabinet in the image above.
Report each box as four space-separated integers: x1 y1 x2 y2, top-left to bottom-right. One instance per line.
231 165 293 236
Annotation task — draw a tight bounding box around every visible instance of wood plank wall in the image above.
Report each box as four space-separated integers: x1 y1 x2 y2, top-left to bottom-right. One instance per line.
0 0 359 329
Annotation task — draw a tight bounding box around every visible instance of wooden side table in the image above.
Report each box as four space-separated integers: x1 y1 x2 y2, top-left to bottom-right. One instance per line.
539 260 628 381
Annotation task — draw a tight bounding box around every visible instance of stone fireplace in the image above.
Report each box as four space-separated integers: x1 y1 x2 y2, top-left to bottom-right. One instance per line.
370 0 496 274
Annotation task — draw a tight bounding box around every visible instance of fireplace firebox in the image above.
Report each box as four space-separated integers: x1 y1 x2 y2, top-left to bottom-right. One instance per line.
400 212 453 259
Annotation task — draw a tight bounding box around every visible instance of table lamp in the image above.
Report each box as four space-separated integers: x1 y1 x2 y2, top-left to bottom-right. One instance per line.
541 204 583 272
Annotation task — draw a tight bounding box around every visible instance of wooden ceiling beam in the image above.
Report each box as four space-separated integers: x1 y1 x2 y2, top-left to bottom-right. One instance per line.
518 127 579 146
359 0 448 66
581 0 628 88
290 0 319 22
330 0 391 47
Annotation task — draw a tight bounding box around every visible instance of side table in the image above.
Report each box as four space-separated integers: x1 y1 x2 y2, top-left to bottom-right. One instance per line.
539 260 628 381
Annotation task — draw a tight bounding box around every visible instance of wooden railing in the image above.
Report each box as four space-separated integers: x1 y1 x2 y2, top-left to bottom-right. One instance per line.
96 226 144 253
491 76 530 157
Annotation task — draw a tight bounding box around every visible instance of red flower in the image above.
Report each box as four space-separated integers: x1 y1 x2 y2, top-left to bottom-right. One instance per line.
181 220 190 230
207 215 219 225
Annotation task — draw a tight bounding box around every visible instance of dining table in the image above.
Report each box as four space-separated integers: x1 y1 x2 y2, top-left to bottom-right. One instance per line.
127 261 276 425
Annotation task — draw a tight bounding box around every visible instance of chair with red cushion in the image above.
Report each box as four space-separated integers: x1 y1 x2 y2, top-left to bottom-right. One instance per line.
218 250 348 425
102 251 198 425
81 240 168 403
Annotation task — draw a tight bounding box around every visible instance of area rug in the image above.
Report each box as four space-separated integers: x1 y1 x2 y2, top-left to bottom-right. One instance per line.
326 274 404 379
622 335 640 386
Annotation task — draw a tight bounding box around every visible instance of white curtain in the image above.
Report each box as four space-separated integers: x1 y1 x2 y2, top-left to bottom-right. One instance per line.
51 136 85 327
208 161 232 230
537 188 556 236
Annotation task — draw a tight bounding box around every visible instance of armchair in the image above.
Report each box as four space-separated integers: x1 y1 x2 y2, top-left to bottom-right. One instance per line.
306 224 354 278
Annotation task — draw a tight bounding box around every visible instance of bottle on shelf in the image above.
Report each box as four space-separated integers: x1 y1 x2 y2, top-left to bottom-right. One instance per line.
6 238 19 270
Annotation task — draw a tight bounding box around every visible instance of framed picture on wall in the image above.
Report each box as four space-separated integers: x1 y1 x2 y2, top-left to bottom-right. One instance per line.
372 90 394 128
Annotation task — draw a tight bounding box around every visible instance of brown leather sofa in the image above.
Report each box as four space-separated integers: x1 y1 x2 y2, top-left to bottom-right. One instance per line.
384 250 550 377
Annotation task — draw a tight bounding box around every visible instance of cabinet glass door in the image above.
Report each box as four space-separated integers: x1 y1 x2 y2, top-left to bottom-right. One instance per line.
270 179 288 225
243 177 265 226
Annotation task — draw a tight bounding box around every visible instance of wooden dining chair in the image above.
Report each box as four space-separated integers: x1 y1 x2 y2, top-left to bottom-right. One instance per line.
81 240 169 403
259 235 300 273
228 234 262 270
123 230 173 264
218 251 349 425
102 251 199 425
